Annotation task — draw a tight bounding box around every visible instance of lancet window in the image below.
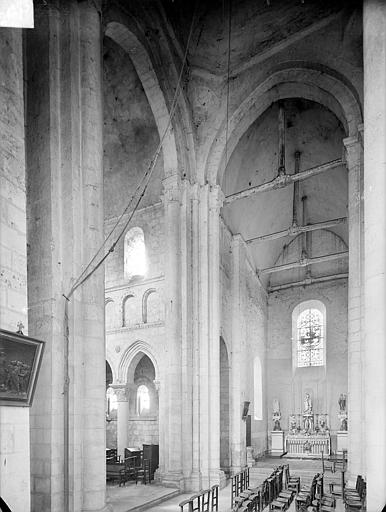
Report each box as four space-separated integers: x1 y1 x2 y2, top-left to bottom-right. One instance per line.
124 227 147 281
137 384 150 415
296 305 324 367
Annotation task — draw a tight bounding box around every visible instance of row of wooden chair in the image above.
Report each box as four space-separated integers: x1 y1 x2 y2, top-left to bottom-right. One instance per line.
295 473 336 512
269 465 299 511
232 464 300 512
343 475 366 511
231 468 250 507
178 485 219 512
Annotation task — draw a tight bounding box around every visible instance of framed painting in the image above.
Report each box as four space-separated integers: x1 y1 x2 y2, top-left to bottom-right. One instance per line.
0 328 45 406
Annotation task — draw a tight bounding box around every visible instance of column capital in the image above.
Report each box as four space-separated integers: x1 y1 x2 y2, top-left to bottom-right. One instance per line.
110 384 128 402
153 379 161 392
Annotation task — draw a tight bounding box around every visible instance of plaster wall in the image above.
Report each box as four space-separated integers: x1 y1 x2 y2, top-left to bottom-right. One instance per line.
267 280 348 451
0 28 30 512
103 35 163 219
105 203 165 289
220 223 268 461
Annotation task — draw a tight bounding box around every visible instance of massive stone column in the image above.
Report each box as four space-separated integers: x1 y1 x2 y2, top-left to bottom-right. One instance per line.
230 235 246 472
363 1 386 508
161 174 184 488
344 130 364 478
0 27 30 512
27 1 109 511
208 186 226 487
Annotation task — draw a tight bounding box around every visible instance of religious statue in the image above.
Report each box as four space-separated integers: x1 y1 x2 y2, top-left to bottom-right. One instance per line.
318 414 328 434
304 393 313 414
338 393 348 431
272 398 281 431
303 393 314 433
338 393 347 412
289 414 297 434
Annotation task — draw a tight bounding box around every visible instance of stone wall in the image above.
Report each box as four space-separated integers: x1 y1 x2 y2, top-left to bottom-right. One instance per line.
267 280 348 451
127 417 159 447
103 35 163 218
0 28 30 512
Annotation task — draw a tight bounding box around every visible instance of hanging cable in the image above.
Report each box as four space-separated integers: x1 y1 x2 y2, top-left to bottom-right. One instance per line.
225 0 232 168
65 4 197 301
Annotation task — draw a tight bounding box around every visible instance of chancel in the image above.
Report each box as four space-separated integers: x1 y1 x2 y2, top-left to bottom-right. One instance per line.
0 0 385 511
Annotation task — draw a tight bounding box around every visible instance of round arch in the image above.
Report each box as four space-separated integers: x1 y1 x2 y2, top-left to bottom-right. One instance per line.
117 340 160 384
204 64 363 185
105 21 179 178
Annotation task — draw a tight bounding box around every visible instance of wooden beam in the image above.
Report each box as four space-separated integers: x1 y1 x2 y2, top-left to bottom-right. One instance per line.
268 272 348 292
259 250 348 276
224 158 343 205
246 217 347 243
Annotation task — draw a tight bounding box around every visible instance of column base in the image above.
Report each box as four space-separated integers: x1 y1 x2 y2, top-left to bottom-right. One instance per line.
184 470 203 492
210 469 227 489
159 471 185 490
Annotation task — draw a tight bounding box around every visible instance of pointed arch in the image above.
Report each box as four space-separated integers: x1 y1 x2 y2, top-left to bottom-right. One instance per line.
118 340 160 384
204 63 363 185
105 21 179 178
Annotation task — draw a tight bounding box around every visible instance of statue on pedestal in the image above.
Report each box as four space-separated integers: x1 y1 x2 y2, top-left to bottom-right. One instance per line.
338 393 348 431
303 393 314 433
272 398 281 431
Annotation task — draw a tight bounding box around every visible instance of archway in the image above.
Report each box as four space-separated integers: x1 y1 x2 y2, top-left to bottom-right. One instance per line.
220 337 231 474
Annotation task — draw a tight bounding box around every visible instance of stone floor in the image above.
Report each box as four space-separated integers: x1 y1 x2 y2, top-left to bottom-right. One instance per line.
106 457 349 512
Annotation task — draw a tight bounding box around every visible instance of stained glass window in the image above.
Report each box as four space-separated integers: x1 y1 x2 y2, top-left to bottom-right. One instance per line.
297 308 324 367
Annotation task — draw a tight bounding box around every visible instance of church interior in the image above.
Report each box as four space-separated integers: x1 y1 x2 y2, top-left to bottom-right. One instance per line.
0 0 385 511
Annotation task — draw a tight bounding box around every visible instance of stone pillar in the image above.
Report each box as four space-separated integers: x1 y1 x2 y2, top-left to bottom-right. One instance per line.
208 186 226 487
363 1 386 508
26 2 109 511
0 27 30 512
230 235 246 472
190 183 202 490
113 386 129 460
161 174 183 488
77 3 108 511
343 130 364 478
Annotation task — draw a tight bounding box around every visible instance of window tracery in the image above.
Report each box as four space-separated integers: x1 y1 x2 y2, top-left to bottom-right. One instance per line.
296 307 324 367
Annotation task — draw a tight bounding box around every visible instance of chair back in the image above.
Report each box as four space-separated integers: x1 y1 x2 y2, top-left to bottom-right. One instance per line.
211 485 219 511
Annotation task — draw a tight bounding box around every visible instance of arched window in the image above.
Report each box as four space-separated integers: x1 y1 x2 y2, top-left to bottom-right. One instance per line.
124 227 147 281
137 384 150 415
253 357 263 420
293 300 326 368
105 299 115 331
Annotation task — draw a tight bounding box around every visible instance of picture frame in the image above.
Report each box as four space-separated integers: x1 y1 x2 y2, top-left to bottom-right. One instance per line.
0 328 45 407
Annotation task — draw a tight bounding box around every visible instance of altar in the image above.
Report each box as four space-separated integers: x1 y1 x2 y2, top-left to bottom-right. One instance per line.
285 410 331 458
285 432 330 458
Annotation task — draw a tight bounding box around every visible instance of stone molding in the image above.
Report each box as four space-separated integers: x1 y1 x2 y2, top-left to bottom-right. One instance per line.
110 385 128 402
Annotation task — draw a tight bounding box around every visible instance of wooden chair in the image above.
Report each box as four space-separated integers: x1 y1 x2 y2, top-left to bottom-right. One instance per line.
329 470 345 497
191 493 202 512
135 458 151 485
284 464 300 493
199 489 211 512
179 497 194 512
321 450 335 473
